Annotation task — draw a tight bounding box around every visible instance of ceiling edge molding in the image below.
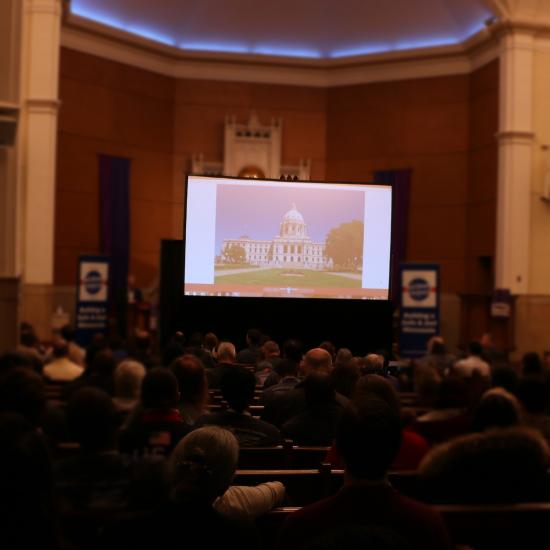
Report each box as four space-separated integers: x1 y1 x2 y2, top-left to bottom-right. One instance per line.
60 15 501 87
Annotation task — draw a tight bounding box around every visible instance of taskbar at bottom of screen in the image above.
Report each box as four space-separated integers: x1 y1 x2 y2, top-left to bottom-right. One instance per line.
184 289 388 300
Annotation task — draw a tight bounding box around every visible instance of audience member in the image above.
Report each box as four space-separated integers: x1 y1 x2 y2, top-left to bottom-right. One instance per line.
262 347 345 427
261 359 301 402
43 338 84 382
119 368 189 458
197 368 281 446
363 353 399 388
282 373 340 445
113 359 146 413
105 427 260 549
330 356 359 399
417 337 456 376
453 341 491 380
412 361 442 406
207 341 245 389
184 331 217 369
420 427 550 503
16 324 45 368
236 328 263 364
204 332 219 357
55 387 164 518
59 324 86 366
326 375 429 471
279 397 450 550
334 348 353 368
472 387 520 432
162 331 186 368
170 354 209 425
263 338 303 388
255 340 282 385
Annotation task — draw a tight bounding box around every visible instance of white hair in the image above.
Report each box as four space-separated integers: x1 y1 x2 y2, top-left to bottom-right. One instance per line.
217 341 236 362
169 426 239 500
114 360 146 399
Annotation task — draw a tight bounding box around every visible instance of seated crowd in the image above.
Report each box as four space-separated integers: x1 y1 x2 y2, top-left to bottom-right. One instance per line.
1 325 550 549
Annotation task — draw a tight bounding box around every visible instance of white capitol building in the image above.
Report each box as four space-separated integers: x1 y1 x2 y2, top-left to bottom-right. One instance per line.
221 204 332 270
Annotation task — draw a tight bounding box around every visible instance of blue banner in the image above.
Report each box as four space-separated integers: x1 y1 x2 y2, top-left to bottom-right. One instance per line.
75 255 110 347
399 263 440 358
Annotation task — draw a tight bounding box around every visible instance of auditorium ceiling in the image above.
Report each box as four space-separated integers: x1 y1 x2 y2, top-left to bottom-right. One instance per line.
69 0 495 60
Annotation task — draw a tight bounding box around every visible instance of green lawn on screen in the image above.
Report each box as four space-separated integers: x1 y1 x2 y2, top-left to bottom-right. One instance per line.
214 268 361 287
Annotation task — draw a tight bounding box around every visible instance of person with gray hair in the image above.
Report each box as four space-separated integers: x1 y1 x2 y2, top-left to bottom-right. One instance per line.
169 426 239 502
364 353 384 374
113 359 146 412
106 426 261 549
171 426 284 520
206 341 246 389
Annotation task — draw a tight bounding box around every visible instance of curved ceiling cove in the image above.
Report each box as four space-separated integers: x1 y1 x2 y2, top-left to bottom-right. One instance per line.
70 0 495 60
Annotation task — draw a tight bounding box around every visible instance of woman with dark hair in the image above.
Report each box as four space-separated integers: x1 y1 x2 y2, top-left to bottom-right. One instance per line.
472 388 520 432
326 375 429 470
169 354 209 425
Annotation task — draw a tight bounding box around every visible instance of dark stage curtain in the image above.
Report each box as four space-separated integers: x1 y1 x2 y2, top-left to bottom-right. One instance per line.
374 169 411 302
99 154 131 336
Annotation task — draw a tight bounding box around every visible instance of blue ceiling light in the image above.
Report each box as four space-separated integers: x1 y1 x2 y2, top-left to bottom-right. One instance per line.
71 4 177 46
70 1 492 61
329 24 486 59
179 42 249 54
394 36 457 50
460 20 487 40
329 44 392 58
70 4 124 29
251 46 322 59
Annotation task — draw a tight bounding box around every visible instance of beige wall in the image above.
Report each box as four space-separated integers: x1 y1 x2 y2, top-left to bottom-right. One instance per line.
530 48 550 295
510 47 550 357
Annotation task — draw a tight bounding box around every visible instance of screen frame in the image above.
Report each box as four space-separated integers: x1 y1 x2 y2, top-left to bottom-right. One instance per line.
183 174 395 302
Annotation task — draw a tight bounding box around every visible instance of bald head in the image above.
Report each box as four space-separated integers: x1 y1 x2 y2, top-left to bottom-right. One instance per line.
303 348 333 376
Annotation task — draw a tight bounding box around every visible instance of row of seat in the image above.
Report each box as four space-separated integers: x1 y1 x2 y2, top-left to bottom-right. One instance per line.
54 441 331 469
58 498 550 549
234 467 420 504
256 503 550 549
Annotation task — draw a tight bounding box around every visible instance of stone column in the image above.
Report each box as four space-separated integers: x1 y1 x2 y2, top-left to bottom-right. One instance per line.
0 0 23 349
18 0 62 338
495 29 535 294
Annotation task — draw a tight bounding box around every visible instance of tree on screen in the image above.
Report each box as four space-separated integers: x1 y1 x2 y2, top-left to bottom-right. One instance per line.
223 243 247 264
325 220 363 270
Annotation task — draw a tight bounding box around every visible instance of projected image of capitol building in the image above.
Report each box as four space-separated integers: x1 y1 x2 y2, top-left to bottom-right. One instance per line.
221 204 332 270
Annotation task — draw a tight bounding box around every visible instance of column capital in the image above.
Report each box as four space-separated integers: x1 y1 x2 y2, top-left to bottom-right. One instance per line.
26 98 61 114
496 130 536 142
483 0 550 25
